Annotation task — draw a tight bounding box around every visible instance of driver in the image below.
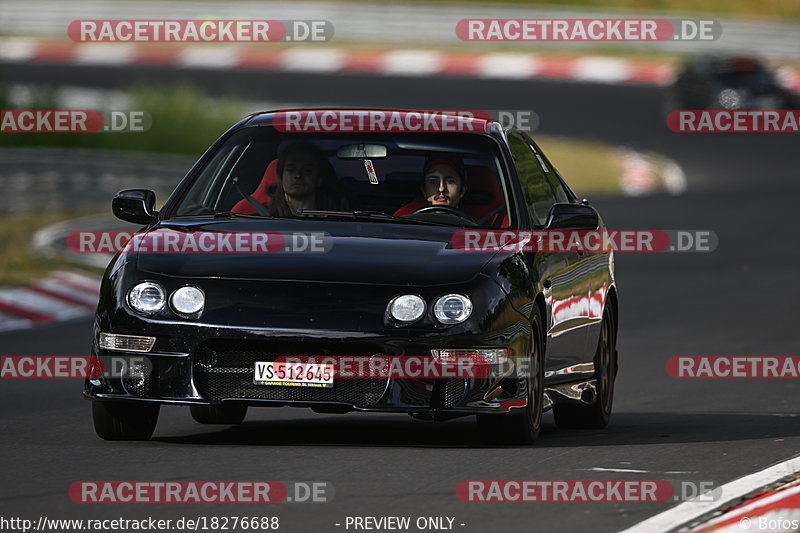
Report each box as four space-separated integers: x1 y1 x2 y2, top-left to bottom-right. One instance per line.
421 156 467 208
269 141 350 216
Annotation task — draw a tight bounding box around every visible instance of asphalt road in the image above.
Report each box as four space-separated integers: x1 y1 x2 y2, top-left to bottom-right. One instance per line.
1 68 798 533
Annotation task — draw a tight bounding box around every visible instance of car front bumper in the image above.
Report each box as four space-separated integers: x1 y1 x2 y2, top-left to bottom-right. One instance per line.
84 321 534 416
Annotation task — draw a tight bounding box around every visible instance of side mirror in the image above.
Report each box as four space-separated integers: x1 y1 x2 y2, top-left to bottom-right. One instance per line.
545 203 599 230
112 189 158 225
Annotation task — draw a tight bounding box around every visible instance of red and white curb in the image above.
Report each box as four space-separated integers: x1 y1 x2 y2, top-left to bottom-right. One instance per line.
619 149 687 196
4 38 798 90
689 478 800 532
0 270 100 333
619 454 800 533
0 37 676 86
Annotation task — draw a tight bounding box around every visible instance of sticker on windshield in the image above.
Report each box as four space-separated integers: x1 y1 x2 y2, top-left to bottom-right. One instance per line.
364 159 379 184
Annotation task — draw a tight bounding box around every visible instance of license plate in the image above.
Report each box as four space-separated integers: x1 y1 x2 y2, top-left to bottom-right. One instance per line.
254 361 334 388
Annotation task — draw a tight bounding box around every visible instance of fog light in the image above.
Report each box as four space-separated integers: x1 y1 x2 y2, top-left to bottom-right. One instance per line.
99 332 156 353
431 348 509 365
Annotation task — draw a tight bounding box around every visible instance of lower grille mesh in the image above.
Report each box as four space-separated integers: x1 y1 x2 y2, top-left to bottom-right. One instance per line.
192 340 389 407
444 379 467 408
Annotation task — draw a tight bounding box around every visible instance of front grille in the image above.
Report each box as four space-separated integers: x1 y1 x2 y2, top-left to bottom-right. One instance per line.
193 340 389 407
444 379 467 408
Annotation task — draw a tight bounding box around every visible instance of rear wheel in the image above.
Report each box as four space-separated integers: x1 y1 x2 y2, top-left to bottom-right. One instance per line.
190 404 248 425
553 307 616 429
92 400 160 440
477 308 544 445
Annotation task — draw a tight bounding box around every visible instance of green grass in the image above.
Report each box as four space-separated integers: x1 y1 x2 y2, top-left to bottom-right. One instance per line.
535 136 624 196
400 0 800 19
0 85 248 156
111 0 799 19
0 210 106 286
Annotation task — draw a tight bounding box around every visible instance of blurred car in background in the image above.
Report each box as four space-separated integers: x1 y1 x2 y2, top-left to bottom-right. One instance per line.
669 55 799 110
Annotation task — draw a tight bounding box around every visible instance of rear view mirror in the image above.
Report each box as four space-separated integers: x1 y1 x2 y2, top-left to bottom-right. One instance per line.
113 189 158 225
545 203 599 230
337 144 388 159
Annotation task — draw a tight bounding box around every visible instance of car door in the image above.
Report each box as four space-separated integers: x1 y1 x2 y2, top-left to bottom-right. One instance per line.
507 130 588 380
529 135 611 373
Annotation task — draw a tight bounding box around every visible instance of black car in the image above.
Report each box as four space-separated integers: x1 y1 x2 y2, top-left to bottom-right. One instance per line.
669 55 799 110
85 109 619 445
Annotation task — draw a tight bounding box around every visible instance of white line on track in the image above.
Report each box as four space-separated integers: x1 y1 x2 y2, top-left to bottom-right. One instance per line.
585 467 651 473
618 454 800 533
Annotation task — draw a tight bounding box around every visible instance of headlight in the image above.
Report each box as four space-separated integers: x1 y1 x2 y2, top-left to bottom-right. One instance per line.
718 88 743 110
434 294 472 324
388 294 426 323
127 282 165 315
170 286 205 316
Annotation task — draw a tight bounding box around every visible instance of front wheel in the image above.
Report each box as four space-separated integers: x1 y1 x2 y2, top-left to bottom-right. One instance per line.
477 308 544 445
553 307 617 429
92 400 160 440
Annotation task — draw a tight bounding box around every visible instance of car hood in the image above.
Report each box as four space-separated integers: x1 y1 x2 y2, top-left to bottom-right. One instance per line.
135 219 498 286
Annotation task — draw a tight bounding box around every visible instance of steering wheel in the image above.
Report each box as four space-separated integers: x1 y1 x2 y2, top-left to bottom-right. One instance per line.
411 205 477 223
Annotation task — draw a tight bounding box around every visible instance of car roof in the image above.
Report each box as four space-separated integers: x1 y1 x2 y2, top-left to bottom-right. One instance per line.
688 55 769 75
242 108 498 134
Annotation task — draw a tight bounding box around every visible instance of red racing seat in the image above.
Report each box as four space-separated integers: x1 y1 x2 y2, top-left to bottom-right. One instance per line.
232 159 279 214
393 165 510 227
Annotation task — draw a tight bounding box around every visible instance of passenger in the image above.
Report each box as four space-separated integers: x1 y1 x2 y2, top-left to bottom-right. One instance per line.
421 156 468 208
269 141 349 216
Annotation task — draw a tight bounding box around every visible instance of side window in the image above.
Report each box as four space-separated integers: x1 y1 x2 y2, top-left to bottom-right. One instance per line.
175 143 240 215
520 131 571 204
536 153 570 204
508 131 555 226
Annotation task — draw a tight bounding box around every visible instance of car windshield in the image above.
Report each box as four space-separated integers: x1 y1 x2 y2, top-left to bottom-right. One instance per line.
716 70 776 88
170 128 512 228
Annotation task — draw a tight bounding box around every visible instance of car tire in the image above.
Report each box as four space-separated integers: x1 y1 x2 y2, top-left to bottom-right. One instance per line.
190 404 248 425
477 308 545 445
553 307 616 429
92 400 160 441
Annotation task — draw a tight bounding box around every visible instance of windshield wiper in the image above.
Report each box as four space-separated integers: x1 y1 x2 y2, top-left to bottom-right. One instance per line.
212 211 274 219
296 210 451 226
